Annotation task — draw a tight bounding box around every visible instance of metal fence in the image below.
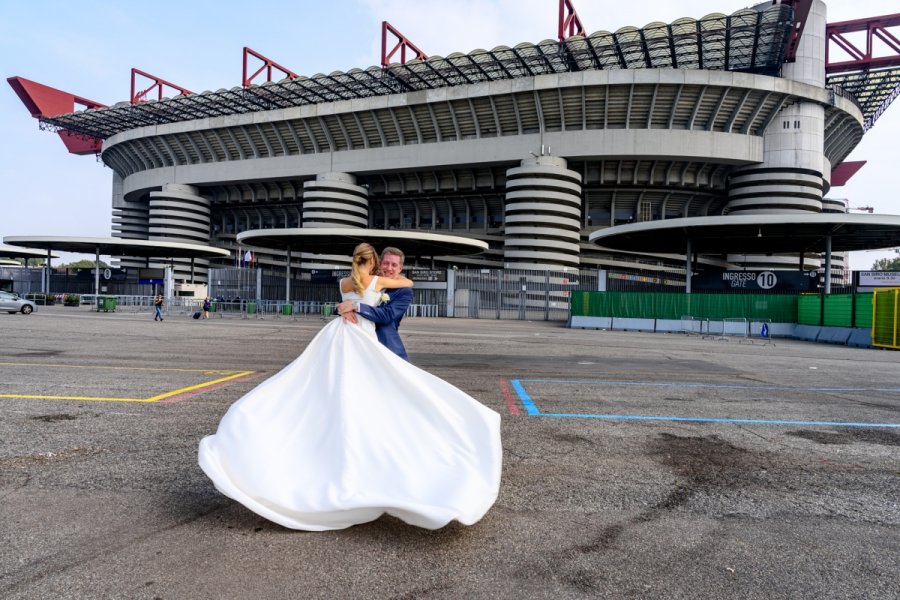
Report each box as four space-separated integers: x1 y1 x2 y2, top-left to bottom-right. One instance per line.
10 266 598 322
207 268 598 321
453 268 597 321
0 267 41 294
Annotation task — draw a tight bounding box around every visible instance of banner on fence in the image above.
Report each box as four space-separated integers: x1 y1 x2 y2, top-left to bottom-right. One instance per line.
857 271 900 287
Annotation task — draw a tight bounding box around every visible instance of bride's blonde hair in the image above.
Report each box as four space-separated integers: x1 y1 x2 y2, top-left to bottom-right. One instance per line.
350 242 377 295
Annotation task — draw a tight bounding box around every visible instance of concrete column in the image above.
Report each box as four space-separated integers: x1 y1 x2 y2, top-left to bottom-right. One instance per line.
822 198 848 284
503 155 582 271
111 173 150 271
301 172 369 269
685 238 692 294
726 0 827 271
149 183 212 284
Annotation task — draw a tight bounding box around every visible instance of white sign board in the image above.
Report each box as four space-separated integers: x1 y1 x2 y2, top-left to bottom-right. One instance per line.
858 271 900 287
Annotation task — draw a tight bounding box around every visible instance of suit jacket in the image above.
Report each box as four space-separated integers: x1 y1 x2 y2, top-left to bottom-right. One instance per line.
357 287 412 360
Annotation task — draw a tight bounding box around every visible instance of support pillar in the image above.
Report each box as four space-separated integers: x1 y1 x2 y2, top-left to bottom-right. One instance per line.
685 238 692 294
285 246 292 304
94 247 101 298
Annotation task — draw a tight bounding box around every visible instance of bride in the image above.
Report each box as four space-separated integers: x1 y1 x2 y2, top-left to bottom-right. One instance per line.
198 243 502 531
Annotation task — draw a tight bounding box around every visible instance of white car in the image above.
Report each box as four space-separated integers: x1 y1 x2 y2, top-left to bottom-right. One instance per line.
0 291 36 314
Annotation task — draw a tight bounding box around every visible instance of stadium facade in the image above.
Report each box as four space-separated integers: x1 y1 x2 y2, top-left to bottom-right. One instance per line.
12 0 900 288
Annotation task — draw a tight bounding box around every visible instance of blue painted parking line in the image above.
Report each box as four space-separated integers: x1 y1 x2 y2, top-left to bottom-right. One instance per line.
510 379 541 415
522 378 900 394
510 379 900 428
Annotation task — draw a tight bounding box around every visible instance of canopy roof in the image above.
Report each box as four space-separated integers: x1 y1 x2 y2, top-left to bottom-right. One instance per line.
2 236 230 259
237 228 488 257
589 214 900 255
0 243 60 259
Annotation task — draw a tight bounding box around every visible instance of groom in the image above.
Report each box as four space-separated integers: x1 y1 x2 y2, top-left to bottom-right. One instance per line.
337 246 412 361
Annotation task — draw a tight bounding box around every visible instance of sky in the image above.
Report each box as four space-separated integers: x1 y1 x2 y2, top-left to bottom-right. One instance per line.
2 0 898 269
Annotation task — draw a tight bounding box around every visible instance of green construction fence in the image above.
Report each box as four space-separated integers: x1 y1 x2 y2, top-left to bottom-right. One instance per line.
797 293 873 328
572 291 873 328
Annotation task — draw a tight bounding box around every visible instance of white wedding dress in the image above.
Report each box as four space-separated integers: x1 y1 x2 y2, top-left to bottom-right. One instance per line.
198 277 502 531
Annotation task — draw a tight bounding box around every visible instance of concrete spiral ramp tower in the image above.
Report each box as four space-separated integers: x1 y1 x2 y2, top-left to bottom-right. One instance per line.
148 183 211 283
504 155 582 271
301 172 369 269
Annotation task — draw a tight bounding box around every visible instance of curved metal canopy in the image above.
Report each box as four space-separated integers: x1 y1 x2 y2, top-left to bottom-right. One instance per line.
2 236 230 259
589 214 900 255
237 228 489 257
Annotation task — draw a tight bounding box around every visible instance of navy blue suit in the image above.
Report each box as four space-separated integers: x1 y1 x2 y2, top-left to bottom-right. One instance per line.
357 287 413 361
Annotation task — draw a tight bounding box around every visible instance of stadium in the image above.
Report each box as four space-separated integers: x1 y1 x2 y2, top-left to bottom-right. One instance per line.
7 0 900 298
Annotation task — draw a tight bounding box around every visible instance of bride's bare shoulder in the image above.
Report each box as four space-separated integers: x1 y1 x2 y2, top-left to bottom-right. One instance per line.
340 274 374 293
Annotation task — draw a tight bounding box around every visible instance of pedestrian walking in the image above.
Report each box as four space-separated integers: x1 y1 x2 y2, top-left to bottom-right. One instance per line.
154 294 164 321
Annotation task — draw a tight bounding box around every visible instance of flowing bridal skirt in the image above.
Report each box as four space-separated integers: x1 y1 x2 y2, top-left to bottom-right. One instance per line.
198 318 502 531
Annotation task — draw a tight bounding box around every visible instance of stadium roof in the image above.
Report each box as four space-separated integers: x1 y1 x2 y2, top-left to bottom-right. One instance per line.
38 4 797 141
826 67 900 130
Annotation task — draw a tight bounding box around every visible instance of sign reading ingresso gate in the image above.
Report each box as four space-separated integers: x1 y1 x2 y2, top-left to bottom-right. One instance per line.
692 270 820 291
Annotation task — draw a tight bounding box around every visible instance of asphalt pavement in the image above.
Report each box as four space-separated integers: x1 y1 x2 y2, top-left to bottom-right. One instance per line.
1 305 898 599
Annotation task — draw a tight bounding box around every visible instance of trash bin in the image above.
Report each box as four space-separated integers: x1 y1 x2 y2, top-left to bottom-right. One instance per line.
281 303 293 316
96 296 117 312
210 302 217 313
246 302 257 315
321 303 333 318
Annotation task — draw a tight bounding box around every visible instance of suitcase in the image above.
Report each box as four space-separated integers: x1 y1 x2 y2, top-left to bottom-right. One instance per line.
192 311 202 319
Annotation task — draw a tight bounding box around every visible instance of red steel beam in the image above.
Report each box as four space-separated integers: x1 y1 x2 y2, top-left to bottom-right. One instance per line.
826 13 900 73
830 160 866 187
242 47 298 87
131 68 192 104
7 76 104 117
381 21 427 67
7 76 105 154
558 0 585 42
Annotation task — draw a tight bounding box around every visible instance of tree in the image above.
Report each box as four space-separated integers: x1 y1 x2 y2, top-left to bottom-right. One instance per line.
58 259 111 269
871 249 900 271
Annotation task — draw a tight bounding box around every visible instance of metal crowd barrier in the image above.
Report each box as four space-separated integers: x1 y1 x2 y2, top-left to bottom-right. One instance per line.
73 296 443 321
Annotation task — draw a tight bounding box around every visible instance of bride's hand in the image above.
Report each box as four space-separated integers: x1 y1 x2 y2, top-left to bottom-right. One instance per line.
377 275 413 289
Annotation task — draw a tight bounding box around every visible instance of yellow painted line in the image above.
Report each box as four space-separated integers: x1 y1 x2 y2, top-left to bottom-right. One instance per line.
144 371 255 402
0 394 149 403
0 361 244 375
0 366 256 403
